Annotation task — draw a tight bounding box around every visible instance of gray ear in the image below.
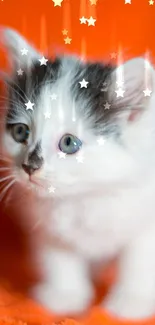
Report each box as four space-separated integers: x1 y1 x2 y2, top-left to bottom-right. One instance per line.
108 58 154 121
0 27 40 70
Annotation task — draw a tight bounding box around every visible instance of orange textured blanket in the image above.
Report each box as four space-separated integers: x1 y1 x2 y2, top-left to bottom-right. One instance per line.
0 287 155 325
0 278 154 325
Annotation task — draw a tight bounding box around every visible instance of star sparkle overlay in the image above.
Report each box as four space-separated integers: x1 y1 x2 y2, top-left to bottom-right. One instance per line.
143 88 152 96
80 16 87 24
115 88 125 98
97 137 106 146
44 111 51 119
76 154 84 163
149 0 154 4
17 68 24 76
25 100 34 111
39 56 48 66
21 48 28 56
79 16 96 26
48 186 56 193
110 52 117 59
58 152 66 159
79 79 89 88
50 93 57 100
64 36 72 44
52 0 63 7
87 16 96 26
116 80 124 88
101 82 108 92
104 102 111 110
62 29 68 35
89 0 98 4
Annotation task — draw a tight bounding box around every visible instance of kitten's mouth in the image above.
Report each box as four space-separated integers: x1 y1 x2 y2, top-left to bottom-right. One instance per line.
28 176 50 197
16 169 50 196
29 176 44 188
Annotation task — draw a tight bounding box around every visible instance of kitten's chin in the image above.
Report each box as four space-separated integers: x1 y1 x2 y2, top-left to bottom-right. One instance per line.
15 169 50 198
28 181 49 198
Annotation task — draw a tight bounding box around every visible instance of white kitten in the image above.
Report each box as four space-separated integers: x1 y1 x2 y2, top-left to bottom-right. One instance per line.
1 27 155 320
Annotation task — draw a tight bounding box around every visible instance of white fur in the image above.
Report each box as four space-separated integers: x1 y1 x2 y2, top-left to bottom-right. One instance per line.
2 28 155 319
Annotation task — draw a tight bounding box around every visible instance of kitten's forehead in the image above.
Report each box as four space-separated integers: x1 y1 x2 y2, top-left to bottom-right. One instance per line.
7 55 113 101
6 57 60 124
8 58 61 104
6 55 115 134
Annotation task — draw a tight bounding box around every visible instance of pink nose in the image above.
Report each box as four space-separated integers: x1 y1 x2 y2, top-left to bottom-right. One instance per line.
22 164 39 176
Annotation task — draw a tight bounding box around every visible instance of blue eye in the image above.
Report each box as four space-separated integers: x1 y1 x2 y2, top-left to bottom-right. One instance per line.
58 134 82 155
10 123 30 144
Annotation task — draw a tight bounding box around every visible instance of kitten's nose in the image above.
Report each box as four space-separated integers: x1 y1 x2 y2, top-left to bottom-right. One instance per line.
22 163 39 176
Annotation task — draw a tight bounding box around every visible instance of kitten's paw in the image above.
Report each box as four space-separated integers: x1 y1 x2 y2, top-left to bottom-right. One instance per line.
103 287 155 319
33 281 94 315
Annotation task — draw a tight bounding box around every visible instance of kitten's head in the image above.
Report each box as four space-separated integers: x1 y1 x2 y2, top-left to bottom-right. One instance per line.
1 28 155 200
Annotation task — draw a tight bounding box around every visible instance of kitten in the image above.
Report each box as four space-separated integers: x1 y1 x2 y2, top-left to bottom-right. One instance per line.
1 27 155 320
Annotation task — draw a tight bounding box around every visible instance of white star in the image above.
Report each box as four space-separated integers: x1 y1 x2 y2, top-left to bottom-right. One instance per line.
110 52 117 59
48 186 56 193
143 88 152 97
97 137 106 146
76 155 84 163
104 102 111 110
17 68 24 76
39 56 48 66
58 152 66 159
79 79 89 88
21 48 28 56
79 16 87 24
50 93 57 100
87 16 96 26
44 111 51 119
101 82 108 92
125 0 131 3
115 88 125 98
116 80 124 87
149 0 154 4
52 0 63 6
64 37 72 44
62 29 68 35
25 100 34 111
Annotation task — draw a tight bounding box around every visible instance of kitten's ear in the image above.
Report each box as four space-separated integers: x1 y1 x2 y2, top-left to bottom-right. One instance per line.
108 57 154 121
0 27 40 70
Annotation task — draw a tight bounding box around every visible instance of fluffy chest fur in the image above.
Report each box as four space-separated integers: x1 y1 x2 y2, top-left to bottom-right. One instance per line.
48 175 155 261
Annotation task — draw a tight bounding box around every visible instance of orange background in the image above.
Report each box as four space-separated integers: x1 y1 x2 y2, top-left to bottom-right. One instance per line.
0 0 155 62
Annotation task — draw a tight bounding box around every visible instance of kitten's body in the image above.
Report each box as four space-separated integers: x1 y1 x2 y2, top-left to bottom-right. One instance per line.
1 28 155 319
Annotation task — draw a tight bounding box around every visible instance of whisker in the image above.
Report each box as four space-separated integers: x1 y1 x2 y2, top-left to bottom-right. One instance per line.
0 155 12 162
6 81 29 104
0 167 12 172
0 96 24 107
0 178 16 202
0 71 30 103
0 160 12 166
0 175 14 183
